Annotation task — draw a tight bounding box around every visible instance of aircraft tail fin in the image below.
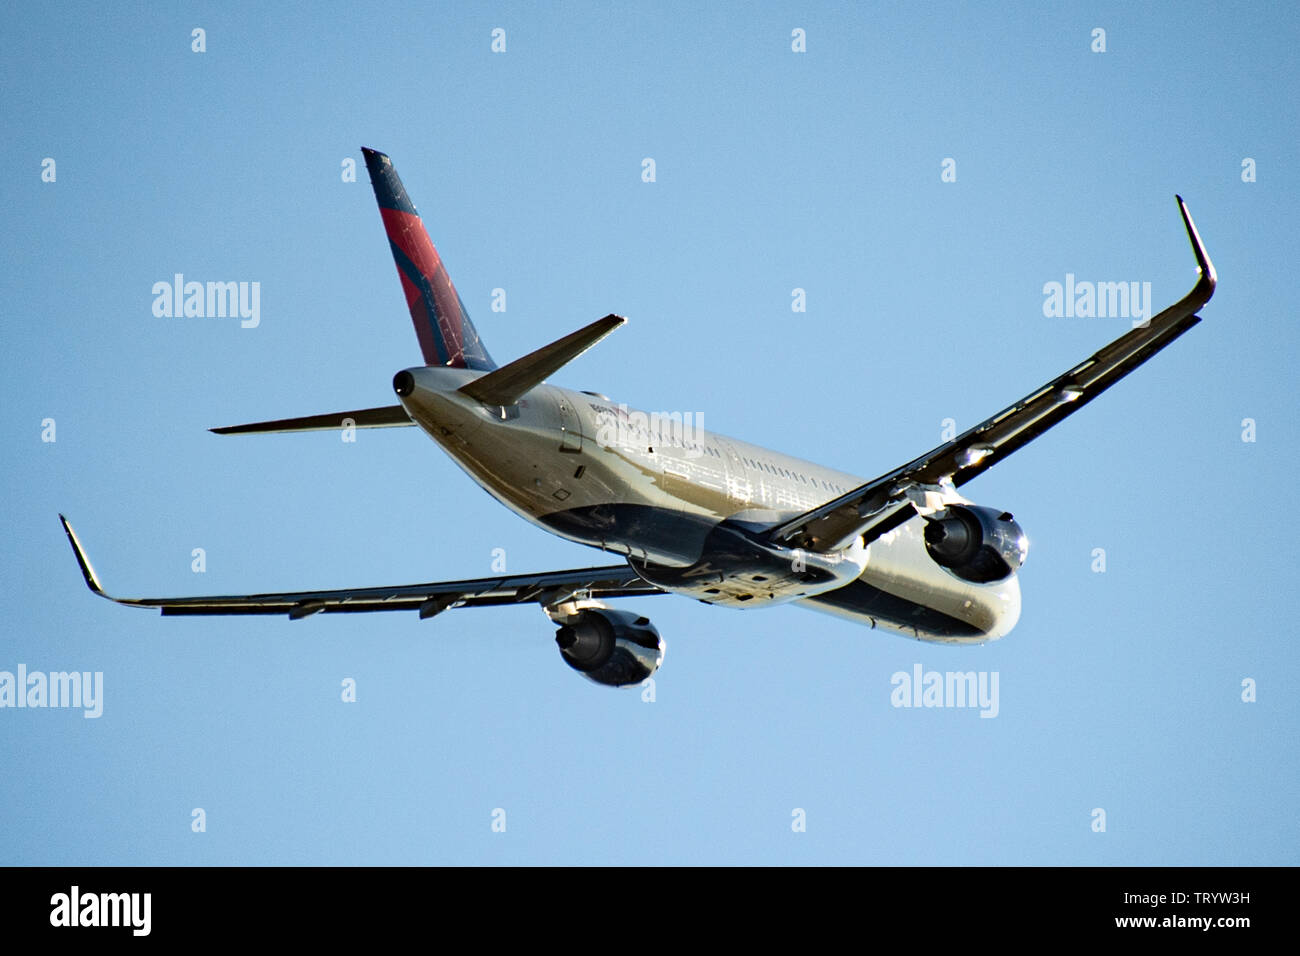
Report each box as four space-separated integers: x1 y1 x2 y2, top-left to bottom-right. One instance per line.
361 147 496 371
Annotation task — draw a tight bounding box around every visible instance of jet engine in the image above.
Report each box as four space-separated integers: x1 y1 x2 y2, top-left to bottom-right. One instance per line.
554 607 664 687
923 505 1028 584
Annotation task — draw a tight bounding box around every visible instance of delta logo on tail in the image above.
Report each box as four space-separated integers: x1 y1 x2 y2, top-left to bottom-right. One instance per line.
361 147 495 371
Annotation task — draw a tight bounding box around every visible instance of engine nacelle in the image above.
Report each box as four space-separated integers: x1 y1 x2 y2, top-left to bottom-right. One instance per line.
923 505 1028 584
554 607 664 688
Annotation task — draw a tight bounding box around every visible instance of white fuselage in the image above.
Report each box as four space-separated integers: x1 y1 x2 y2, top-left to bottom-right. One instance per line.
398 366 1021 645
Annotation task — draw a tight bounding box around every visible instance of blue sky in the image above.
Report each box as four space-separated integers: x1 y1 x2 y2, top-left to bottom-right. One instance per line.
2 1 1296 865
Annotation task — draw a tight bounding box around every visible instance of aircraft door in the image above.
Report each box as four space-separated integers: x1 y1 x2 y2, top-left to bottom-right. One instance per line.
556 394 582 453
719 440 753 506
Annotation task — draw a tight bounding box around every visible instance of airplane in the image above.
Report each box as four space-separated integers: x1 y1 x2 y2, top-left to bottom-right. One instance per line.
59 147 1217 688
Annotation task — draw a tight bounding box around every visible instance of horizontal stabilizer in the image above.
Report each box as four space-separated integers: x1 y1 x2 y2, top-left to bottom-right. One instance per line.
458 314 625 406
211 405 413 435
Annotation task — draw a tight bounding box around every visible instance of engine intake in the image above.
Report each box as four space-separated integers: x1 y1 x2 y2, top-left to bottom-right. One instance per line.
923 505 1027 584
555 607 664 688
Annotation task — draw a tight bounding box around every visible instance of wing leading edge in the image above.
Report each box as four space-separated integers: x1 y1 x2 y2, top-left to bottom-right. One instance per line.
768 195 1217 553
59 516 663 619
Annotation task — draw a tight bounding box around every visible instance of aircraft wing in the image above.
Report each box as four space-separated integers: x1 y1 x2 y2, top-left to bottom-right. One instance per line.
59 515 662 619
767 195 1217 554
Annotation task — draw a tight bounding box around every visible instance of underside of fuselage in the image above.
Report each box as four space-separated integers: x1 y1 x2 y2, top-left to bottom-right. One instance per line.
396 365 1021 645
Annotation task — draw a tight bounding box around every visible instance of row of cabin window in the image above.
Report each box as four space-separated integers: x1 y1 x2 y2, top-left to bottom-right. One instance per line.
633 424 847 496
742 456 846 494
636 425 722 458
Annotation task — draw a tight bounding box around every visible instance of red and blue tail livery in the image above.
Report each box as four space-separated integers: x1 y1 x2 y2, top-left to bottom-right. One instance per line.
362 147 496 371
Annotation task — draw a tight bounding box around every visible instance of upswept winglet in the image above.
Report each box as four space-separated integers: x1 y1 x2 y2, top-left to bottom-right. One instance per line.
59 514 105 597
1175 194 1217 307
